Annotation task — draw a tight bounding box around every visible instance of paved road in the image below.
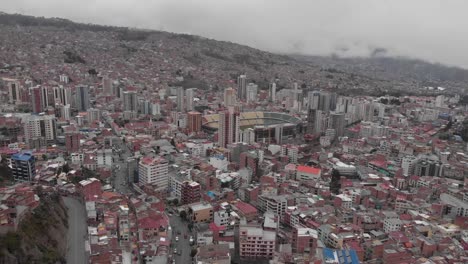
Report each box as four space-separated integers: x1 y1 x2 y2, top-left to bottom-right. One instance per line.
64 197 88 264
169 214 193 264
111 139 132 195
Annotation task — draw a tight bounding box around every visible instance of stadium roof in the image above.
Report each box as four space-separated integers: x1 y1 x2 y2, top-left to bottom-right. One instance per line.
203 111 301 130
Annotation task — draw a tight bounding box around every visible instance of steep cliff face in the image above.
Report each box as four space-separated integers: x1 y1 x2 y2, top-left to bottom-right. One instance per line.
0 191 68 264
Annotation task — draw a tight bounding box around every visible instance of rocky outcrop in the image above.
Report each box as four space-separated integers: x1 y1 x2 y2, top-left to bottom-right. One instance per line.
0 191 68 264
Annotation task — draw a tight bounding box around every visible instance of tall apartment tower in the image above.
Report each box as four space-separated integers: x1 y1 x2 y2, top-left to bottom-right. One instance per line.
122 90 138 112
364 102 375 121
31 86 43 113
186 88 195 111
329 113 345 138
22 114 57 146
75 85 90 111
307 91 320 110
53 85 72 106
57 104 71 120
314 110 328 134
65 132 81 153
237 74 247 100
318 92 331 112
11 152 36 182
176 87 185 112
246 83 258 103
224 87 236 107
31 86 49 113
218 106 240 148
306 91 338 113
187 111 202 133
102 76 113 95
138 156 169 191
269 82 276 102
87 108 101 123
307 109 316 134
5 78 21 104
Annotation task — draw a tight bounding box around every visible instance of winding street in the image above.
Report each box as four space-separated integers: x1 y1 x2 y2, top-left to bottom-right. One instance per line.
169 214 193 264
64 196 88 264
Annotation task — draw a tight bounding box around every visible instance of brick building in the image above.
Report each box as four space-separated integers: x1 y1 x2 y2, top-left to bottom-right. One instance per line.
181 181 201 205
239 225 276 259
65 132 81 153
79 178 102 201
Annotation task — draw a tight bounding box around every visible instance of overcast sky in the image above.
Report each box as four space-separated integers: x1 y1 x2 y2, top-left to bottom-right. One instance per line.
2 0 468 68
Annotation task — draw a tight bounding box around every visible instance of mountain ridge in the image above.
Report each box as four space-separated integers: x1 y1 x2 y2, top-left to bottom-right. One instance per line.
0 12 466 96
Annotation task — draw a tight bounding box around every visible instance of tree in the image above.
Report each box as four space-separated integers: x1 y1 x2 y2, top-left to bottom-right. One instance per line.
173 199 179 207
42 154 48 161
62 163 70 173
179 210 187 220
330 169 341 195
88 69 98 75
82 167 97 179
190 248 198 258
2 232 20 253
438 133 450 140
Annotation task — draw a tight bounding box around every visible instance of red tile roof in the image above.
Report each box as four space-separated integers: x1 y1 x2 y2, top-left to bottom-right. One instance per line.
138 216 168 229
209 222 226 232
296 165 321 175
235 201 257 215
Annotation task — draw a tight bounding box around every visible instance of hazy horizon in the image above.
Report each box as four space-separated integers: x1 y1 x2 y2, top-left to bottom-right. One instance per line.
2 0 468 68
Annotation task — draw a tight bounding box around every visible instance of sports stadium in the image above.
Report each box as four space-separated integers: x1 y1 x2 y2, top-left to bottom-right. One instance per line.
203 111 303 143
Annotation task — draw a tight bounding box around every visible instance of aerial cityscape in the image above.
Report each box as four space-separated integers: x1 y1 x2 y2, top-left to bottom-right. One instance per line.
0 3 467 264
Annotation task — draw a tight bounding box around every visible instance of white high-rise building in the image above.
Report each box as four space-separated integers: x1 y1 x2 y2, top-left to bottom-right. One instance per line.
102 76 113 95
307 91 320 110
87 108 101 123
269 83 276 102
58 104 71 120
53 85 72 106
401 156 417 176
151 102 161 115
22 114 57 144
176 87 185 112
435 95 445 108
138 156 169 190
287 146 299 163
314 110 328 134
59 75 69 83
246 83 258 103
240 128 255 144
224 87 236 107
96 149 113 168
4 78 21 104
237 74 247 100
186 88 195 111
378 103 386 118
122 90 138 112
363 102 375 121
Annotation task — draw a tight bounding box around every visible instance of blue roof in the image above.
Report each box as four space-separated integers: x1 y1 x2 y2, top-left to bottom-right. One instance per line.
323 248 360 264
12 152 34 161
